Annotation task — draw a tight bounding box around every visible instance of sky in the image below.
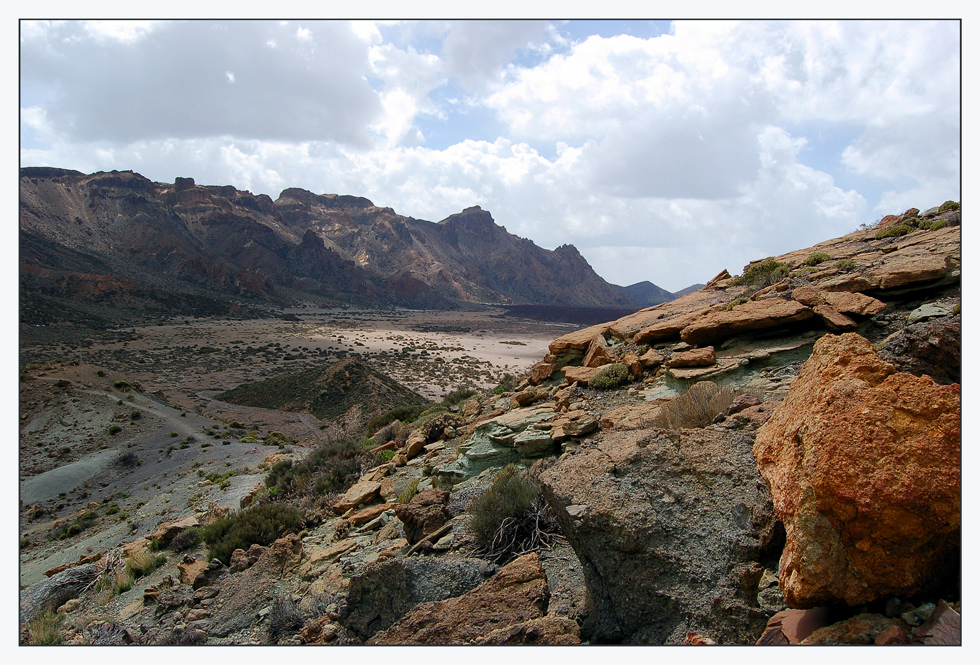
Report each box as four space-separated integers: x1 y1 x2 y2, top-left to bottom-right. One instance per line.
18 15 963 293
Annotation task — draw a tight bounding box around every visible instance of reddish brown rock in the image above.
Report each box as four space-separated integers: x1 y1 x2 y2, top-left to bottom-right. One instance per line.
871 252 949 289
599 401 663 431
680 299 814 346
666 346 716 368
511 386 550 407
638 348 665 367
874 624 909 645
911 600 960 645
350 503 390 526
812 303 857 331
333 480 382 514
790 285 824 307
393 489 450 546
822 291 886 316
560 365 599 384
549 324 611 354
528 361 556 385
622 352 643 378
634 311 702 344
755 608 831 645
477 616 581 645
368 553 549 645
754 333 960 607
178 559 208 586
583 336 617 368
799 613 902 645
549 410 598 442
404 431 427 459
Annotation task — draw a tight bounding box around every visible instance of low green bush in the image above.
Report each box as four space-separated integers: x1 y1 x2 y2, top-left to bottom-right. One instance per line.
169 527 202 552
730 258 791 290
493 373 518 394
201 503 306 565
589 363 629 390
834 258 857 270
367 404 428 435
875 223 911 239
939 200 960 213
726 297 750 311
442 384 478 406
804 252 831 266
264 437 370 500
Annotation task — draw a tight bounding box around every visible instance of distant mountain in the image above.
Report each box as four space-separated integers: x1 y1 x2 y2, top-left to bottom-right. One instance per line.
672 283 706 297
20 168 637 324
615 280 706 307
618 281 676 307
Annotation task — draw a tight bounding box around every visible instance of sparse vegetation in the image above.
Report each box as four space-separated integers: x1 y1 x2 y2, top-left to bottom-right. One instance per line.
397 478 420 504
875 223 912 239
939 200 960 213
589 363 630 390
730 258 791 290
804 251 832 266
367 405 428 436
201 503 306 565
467 465 559 565
266 596 305 642
169 527 202 552
442 384 478 407
264 436 370 500
655 381 735 429
834 258 857 270
26 610 64 645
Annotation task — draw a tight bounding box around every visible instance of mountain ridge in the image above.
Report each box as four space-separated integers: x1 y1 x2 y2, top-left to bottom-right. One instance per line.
20 167 650 323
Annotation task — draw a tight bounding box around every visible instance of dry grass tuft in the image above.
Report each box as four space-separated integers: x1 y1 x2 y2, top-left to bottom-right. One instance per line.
655 381 735 429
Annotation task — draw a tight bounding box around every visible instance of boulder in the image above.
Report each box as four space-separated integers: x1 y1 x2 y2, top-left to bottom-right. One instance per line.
871 252 949 289
561 365 600 384
178 559 208 586
666 346 716 368
368 553 550 645
149 515 200 546
333 480 382 514
754 333 960 608
638 349 665 367
621 352 644 378
510 386 550 407
583 335 617 368
755 608 831 645
910 600 960 645
539 427 779 644
528 362 557 385
393 489 450 546
549 324 611 354
633 311 702 344
876 314 960 384
549 410 598 442
342 557 499 640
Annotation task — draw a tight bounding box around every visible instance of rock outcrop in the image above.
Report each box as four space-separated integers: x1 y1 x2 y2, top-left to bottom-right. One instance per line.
368 553 552 644
539 427 780 644
754 333 960 607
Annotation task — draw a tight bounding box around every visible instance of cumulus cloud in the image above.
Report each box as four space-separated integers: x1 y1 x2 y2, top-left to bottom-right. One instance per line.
19 19 960 291
20 20 382 146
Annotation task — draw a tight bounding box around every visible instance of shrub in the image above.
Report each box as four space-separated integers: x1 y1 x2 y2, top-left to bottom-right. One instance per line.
467 465 559 565
396 478 420 504
804 252 831 267
375 449 396 463
169 527 202 552
266 596 304 642
50 510 98 540
108 424 122 436
939 200 960 213
115 451 139 468
875 223 911 239
442 384 478 407
265 436 370 500
730 258 791 290
125 548 160 578
834 258 857 270
493 373 518 395
655 381 735 429
201 503 306 565
589 363 629 390
367 405 428 435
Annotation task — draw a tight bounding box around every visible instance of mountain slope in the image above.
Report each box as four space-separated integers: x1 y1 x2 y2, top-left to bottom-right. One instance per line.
20 168 637 323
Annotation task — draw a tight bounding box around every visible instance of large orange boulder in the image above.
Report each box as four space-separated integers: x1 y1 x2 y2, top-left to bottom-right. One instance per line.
754 333 960 607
